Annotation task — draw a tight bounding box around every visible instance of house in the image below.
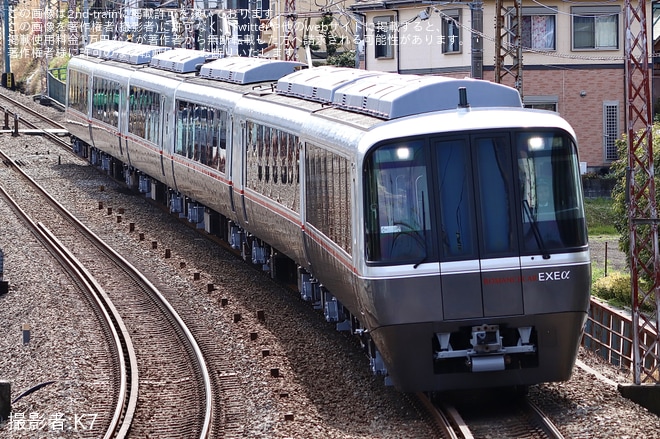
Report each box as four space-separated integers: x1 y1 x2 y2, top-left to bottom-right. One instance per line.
349 0 651 172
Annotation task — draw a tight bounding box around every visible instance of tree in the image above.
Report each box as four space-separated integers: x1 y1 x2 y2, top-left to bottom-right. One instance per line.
327 51 356 68
610 122 660 278
317 14 344 58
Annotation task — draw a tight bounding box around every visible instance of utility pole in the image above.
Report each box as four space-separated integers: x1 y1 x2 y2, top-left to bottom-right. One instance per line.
494 0 522 98
2 0 11 89
625 0 660 385
68 0 79 54
284 0 297 61
470 0 483 79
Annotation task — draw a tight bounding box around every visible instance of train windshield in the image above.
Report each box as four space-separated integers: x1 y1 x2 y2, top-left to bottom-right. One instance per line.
364 141 431 263
517 132 587 255
364 130 586 264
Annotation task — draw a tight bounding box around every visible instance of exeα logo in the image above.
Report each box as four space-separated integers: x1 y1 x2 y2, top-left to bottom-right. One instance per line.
538 270 570 282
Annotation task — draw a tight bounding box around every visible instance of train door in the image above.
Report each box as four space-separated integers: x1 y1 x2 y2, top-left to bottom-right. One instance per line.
231 119 248 224
119 85 128 162
471 133 524 317
435 133 524 320
159 94 167 177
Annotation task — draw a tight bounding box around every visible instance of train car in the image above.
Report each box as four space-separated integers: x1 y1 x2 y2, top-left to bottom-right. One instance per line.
64 43 591 392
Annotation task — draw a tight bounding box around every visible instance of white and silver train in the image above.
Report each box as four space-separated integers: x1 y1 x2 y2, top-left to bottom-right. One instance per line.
64 41 591 392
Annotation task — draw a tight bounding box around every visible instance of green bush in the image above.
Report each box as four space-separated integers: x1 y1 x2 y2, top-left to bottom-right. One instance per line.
592 272 630 304
592 272 656 313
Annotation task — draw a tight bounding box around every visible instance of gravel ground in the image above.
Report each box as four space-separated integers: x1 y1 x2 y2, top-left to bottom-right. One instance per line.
0 91 658 438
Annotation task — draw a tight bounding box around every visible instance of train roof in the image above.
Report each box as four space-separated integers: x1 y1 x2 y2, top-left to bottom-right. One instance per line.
111 44 171 64
276 67 522 119
199 57 305 84
276 66 378 102
83 40 171 64
150 49 219 73
72 46 525 123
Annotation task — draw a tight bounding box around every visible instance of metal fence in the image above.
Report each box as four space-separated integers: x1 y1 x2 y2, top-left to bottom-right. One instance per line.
47 67 66 107
582 297 659 375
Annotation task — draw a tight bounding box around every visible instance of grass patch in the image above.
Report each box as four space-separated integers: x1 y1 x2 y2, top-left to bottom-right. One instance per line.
584 197 635 307
585 197 618 236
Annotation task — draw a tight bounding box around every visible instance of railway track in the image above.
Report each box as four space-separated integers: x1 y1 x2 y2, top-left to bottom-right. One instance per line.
35 223 138 438
0 91 67 129
418 391 565 439
0 91 71 148
0 148 213 438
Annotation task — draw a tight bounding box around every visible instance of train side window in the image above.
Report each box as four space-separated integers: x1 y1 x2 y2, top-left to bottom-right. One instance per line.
307 143 352 253
207 109 217 168
133 88 141 136
287 134 295 185
218 109 227 173
279 131 288 184
218 110 229 172
272 128 279 184
435 138 477 260
198 107 209 165
192 105 201 161
245 121 257 189
92 78 120 128
148 91 160 145
261 125 266 183
175 103 183 155
68 70 89 114
129 87 160 143
248 121 259 183
245 121 300 211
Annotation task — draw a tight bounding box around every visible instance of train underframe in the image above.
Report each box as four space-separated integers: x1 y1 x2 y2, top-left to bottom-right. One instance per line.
433 324 538 374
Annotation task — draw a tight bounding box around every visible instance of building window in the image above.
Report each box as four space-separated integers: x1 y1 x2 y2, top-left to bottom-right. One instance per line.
521 7 556 50
604 101 619 161
374 16 394 59
523 95 558 112
572 6 619 50
441 9 461 53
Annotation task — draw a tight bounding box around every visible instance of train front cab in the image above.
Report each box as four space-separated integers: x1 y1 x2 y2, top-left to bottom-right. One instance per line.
360 125 592 392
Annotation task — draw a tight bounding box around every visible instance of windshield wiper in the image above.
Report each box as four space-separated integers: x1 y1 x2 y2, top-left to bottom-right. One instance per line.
523 199 551 260
414 191 428 268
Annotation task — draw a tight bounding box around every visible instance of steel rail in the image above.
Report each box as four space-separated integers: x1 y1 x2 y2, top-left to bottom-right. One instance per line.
0 183 137 438
0 148 214 438
415 392 470 439
37 223 139 439
526 399 565 439
0 92 67 130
